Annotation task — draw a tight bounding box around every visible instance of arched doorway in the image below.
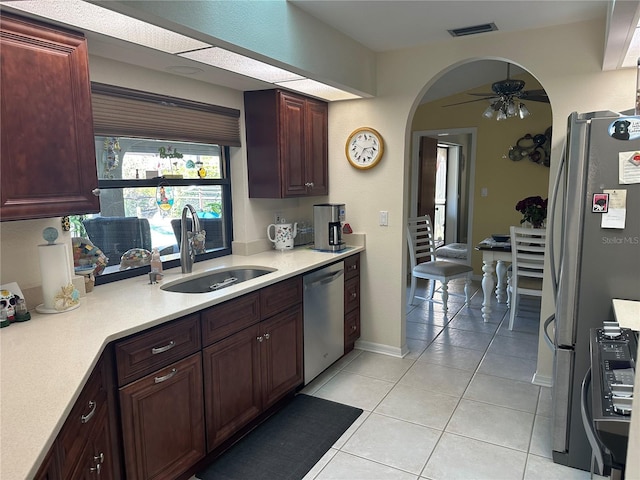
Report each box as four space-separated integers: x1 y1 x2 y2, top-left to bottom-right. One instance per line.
409 59 552 275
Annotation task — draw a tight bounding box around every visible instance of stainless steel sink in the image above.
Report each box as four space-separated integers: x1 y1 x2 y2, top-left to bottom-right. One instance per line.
160 267 276 293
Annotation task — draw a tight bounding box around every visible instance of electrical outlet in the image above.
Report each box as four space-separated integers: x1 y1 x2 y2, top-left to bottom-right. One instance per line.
274 212 284 224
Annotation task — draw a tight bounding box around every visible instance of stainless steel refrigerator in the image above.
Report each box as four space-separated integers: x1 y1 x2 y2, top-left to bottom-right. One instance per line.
549 111 640 470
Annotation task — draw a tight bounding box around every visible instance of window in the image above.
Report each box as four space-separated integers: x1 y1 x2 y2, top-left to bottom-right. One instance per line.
71 85 239 284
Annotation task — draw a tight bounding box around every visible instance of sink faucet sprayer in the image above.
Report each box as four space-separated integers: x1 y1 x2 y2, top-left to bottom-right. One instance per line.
180 204 202 274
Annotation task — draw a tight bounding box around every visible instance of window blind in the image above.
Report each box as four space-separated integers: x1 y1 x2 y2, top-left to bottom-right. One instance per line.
91 83 241 147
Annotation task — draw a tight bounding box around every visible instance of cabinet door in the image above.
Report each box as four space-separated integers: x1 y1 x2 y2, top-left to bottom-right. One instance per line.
0 14 99 221
69 403 113 480
203 324 262 450
119 353 205 480
305 99 329 195
279 92 307 197
261 305 304 408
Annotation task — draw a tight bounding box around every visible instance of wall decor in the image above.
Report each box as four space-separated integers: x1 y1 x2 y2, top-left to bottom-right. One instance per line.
507 126 551 166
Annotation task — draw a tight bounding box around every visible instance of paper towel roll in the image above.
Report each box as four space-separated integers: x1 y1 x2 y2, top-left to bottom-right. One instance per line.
38 243 72 311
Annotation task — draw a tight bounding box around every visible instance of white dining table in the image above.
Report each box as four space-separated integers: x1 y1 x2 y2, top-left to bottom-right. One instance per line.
476 239 512 322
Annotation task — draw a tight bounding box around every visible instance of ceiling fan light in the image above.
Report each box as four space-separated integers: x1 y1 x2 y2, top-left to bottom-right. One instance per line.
482 105 495 119
506 99 517 116
518 102 531 119
496 110 507 121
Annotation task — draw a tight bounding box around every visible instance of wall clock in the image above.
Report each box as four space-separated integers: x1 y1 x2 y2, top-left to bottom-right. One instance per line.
345 127 384 170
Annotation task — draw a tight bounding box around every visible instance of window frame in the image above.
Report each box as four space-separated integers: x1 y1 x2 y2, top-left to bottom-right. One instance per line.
92 146 233 285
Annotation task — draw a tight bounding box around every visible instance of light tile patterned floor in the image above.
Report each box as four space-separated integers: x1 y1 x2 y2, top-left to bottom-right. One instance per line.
297 279 604 480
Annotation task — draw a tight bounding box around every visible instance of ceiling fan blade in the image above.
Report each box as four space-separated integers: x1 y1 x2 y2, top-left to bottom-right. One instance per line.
521 89 547 96
522 95 550 103
442 97 497 107
466 93 500 97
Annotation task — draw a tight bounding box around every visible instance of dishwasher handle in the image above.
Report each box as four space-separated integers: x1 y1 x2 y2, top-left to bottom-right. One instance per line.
305 269 344 289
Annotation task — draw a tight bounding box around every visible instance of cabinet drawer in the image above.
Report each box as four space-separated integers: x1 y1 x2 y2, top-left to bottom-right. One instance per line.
260 277 302 318
344 254 360 280
57 358 107 479
344 276 360 313
345 308 360 353
115 314 201 386
201 292 260 346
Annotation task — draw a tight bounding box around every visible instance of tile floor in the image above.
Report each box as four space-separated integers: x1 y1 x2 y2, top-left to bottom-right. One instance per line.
296 279 605 480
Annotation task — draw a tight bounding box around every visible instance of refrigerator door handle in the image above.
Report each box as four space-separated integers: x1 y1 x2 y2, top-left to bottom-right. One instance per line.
543 314 556 352
548 142 566 299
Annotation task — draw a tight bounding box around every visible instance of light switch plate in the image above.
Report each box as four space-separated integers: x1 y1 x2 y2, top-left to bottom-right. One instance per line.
379 211 389 226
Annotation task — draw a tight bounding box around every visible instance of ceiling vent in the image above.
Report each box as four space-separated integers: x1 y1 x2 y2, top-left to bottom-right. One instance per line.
448 23 498 37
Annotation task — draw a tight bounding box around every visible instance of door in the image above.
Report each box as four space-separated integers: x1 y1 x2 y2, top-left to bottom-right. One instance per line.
417 136 437 223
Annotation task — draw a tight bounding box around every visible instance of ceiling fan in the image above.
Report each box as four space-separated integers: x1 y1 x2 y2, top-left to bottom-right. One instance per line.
443 63 549 120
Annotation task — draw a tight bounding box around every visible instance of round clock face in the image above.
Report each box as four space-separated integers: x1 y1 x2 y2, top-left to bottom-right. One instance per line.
346 127 384 169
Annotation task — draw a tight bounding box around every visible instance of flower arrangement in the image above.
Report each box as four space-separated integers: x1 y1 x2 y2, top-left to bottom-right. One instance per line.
515 196 548 228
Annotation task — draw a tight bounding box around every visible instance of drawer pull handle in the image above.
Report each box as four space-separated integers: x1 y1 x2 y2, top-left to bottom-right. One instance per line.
81 401 96 424
94 452 104 463
151 340 175 355
155 368 177 383
89 463 102 475
349 264 358 271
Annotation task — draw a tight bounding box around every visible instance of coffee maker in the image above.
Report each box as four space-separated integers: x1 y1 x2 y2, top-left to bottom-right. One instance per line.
313 203 346 251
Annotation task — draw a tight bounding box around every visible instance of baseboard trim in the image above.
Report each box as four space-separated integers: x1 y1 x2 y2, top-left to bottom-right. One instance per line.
532 371 553 387
354 339 408 358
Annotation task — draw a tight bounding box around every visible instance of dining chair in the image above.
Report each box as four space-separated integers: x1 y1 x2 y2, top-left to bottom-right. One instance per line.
83 216 153 266
407 215 473 310
507 225 546 330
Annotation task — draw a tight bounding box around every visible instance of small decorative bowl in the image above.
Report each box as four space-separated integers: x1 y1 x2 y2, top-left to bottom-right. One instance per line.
491 234 510 242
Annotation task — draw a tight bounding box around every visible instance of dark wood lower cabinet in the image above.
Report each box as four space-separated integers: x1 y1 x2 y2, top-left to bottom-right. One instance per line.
34 352 121 480
203 304 303 451
34 263 355 479
119 353 205 480
203 324 262 450
261 305 304 408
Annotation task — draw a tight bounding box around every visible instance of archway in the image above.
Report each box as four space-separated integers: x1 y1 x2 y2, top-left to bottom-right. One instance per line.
408 59 552 275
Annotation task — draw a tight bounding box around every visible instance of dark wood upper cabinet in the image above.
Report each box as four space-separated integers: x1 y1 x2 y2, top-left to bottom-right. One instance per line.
244 89 328 198
0 14 99 221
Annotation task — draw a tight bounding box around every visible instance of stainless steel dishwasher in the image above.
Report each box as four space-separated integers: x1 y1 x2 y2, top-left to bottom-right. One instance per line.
303 261 345 384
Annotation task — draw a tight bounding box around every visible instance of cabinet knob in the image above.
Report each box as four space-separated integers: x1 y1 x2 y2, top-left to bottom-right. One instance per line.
304 182 314 188
91 188 101 196
89 463 102 475
351 292 357 300
257 336 263 342
264 333 270 340
94 452 104 463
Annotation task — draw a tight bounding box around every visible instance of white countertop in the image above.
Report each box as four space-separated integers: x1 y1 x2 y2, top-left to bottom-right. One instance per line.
0 245 364 479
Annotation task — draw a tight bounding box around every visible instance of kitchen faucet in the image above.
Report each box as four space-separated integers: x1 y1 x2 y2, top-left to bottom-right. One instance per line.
180 204 202 273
